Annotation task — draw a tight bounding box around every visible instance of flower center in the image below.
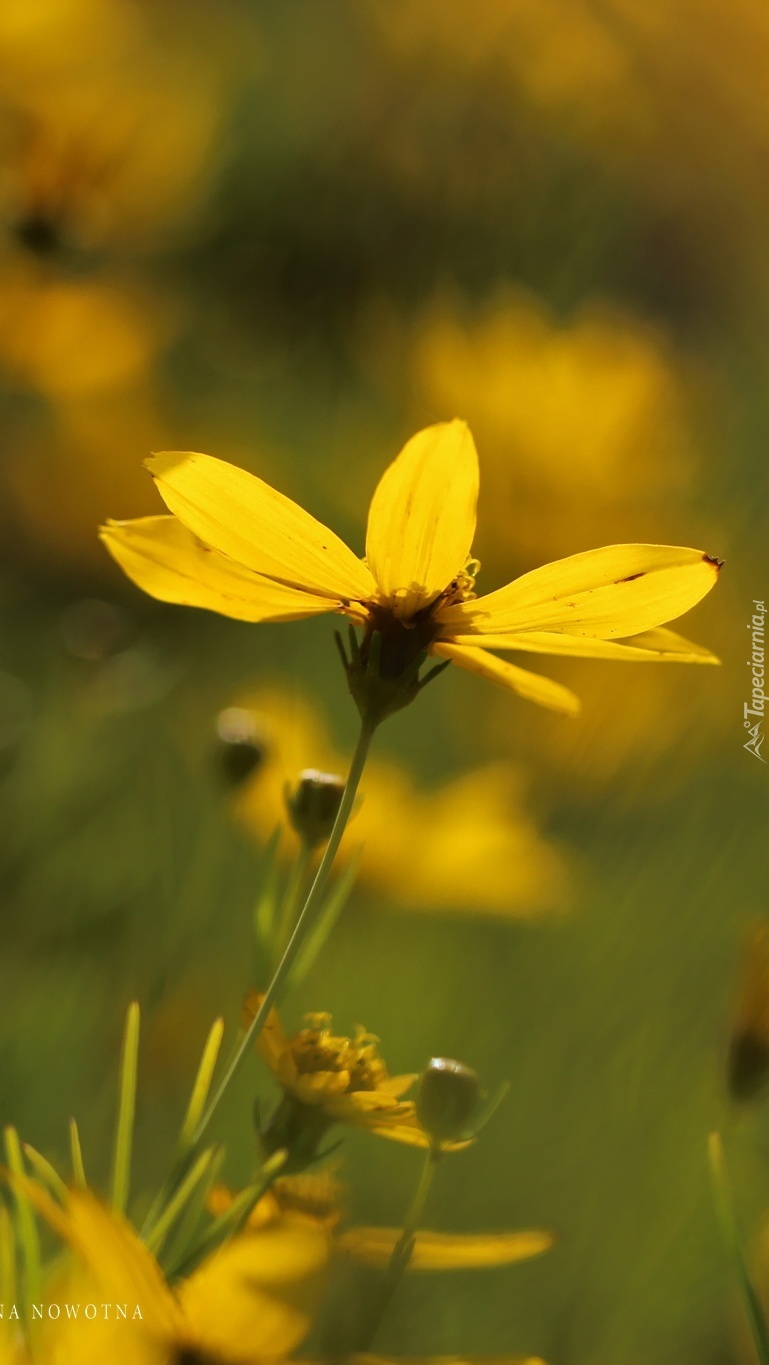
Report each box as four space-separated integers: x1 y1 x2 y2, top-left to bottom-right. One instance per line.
289 1015 389 1092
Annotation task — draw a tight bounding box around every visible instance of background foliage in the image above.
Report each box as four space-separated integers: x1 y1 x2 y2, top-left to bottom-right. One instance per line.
0 3 767 1361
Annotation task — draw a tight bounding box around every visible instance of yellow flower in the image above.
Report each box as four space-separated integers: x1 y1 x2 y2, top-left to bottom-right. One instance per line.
19 1178 329 1365
231 686 568 917
101 421 721 716
246 995 464 1151
338 1225 553 1270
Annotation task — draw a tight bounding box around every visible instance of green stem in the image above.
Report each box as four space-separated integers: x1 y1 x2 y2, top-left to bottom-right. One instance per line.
191 718 375 1146
358 1145 441 1350
273 840 314 967
709 1131 769 1365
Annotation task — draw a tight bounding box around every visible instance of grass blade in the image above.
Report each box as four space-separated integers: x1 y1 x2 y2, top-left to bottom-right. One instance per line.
69 1118 86 1189
110 1001 140 1213
22 1145 68 1202
709 1130 769 1365
4 1127 41 1313
145 1146 216 1255
179 1018 225 1153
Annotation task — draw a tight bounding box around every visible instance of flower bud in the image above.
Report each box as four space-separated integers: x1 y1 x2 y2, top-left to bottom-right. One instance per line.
416 1056 480 1143
727 922 769 1103
214 707 267 789
286 769 346 847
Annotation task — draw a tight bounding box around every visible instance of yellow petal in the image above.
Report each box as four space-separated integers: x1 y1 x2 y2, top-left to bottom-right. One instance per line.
339 1226 554 1270
443 545 722 639
19 1184 179 1339
378 1073 419 1098
365 421 479 617
434 643 580 716
363 1113 472 1151
449 625 720 664
100 516 335 622
147 451 375 601
242 991 292 1079
293 1071 351 1105
326 1091 412 1119
180 1213 329 1358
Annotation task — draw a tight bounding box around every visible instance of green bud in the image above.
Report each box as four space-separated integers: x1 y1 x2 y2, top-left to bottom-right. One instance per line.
416 1056 481 1143
214 707 267 789
287 769 346 847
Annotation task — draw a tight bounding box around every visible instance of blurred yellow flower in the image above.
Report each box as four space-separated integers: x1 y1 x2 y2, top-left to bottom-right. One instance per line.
231 686 568 918
245 993 429 1146
102 420 720 717
21 1179 329 1365
339 1225 553 1270
0 0 228 251
0 270 165 399
379 292 697 570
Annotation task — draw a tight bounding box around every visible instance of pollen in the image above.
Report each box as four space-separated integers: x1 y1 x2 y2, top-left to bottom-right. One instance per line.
288 1015 391 1092
441 557 481 608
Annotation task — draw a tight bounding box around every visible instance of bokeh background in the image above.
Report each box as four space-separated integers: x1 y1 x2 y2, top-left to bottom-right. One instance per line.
1 2 768 1361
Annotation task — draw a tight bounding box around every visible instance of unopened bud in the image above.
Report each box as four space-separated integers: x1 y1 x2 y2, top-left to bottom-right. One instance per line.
214 708 267 789
287 769 346 847
727 922 769 1104
416 1057 480 1143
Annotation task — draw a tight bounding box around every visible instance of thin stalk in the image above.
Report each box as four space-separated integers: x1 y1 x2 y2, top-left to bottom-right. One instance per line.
110 1001 140 1213
273 840 313 967
68 1119 86 1188
192 718 375 1146
4 1127 41 1319
358 1145 441 1350
709 1131 769 1365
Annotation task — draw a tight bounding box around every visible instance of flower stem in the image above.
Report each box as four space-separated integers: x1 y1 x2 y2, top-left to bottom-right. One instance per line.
273 839 314 967
357 1144 442 1350
191 717 375 1146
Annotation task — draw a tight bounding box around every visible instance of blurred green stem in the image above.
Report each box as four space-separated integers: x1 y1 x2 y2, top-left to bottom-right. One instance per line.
273 839 313 967
191 717 375 1145
358 1144 442 1350
709 1131 769 1365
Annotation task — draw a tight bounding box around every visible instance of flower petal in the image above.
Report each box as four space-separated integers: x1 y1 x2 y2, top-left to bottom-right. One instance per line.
243 991 292 1079
366 421 479 617
147 451 376 601
181 1212 329 1357
434 643 580 716
293 1071 352 1105
378 1073 419 1098
448 626 720 664
339 1226 554 1270
18 1183 179 1338
443 545 722 638
100 516 336 622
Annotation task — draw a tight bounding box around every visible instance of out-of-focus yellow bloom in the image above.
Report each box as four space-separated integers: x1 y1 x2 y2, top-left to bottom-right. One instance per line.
338 1226 553 1270
0 0 227 251
365 0 769 226
20 1179 329 1365
366 0 636 137
210 1169 344 1232
2 389 173 572
727 922 769 1103
231 686 568 918
374 293 697 571
102 421 720 717
245 993 431 1145
0 269 165 398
